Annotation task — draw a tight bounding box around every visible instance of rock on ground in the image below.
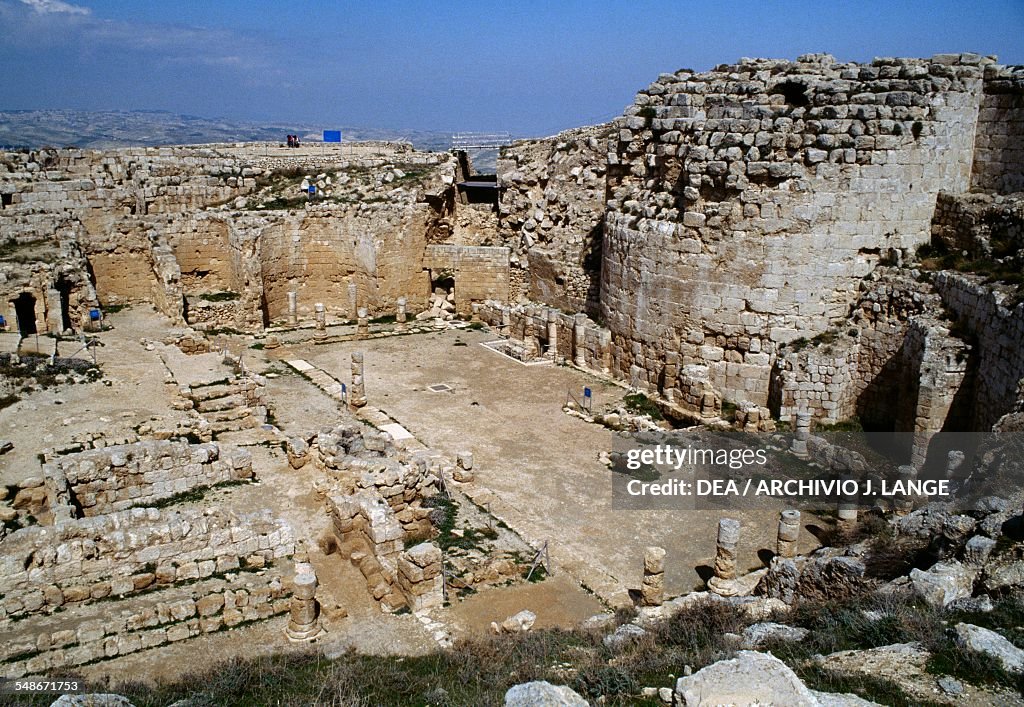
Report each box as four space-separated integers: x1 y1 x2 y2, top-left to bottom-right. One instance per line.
740 621 810 649
602 622 647 651
504 681 588 706
909 561 976 607
674 650 818 706
954 622 1024 674
51 696 135 707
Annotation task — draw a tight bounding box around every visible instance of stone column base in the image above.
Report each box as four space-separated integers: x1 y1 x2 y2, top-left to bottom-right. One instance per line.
707 577 742 596
285 622 326 642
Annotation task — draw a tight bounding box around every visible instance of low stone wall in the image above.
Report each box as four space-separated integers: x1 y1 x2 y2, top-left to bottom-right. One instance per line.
477 302 611 370
396 542 444 612
178 374 268 437
316 422 437 535
497 124 612 314
327 490 405 610
1 571 290 678
165 332 212 355
0 506 294 621
971 64 1024 194
772 339 860 424
43 440 253 519
184 297 245 330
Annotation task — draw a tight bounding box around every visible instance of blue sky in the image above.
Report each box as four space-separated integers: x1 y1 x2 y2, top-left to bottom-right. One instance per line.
1 0 1021 137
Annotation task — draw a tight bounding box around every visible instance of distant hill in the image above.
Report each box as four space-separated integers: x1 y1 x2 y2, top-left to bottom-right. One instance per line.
0 109 455 152
0 109 510 171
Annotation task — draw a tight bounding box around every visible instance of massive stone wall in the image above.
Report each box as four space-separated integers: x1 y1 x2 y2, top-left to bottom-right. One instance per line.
600 53 989 407
0 144 498 332
971 65 1024 194
931 191 1024 264
497 125 612 313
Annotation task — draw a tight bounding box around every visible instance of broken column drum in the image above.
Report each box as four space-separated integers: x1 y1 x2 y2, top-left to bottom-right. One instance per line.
837 474 859 523
349 351 367 409
314 302 326 338
895 465 917 514
396 297 408 332
546 308 559 360
347 282 358 321
708 517 741 595
287 292 298 326
640 545 666 606
285 570 324 641
573 313 588 367
454 450 474 482
791 412 811 458
776 510 800 558
357 307 369 338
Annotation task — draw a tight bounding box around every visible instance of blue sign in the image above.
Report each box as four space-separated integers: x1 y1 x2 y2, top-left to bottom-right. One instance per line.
341 383 347 393
323 130 342 143
308 185 316 195
89 308 101 321
584 387 592 398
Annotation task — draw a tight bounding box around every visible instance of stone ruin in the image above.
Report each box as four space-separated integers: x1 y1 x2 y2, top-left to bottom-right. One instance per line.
0 483 294 677
2 51 1024 688
312 419 524 614
4 54 1024 453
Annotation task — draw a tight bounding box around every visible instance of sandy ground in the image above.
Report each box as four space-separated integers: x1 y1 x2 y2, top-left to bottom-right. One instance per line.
0 309 187 488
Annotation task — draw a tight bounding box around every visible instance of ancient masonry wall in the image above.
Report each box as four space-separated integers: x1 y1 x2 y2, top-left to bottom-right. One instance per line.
932 191 1024 263
971 65 1024 194
422 245 511 315
177 374 268 438
600 53 988 408
327 491 404 609
0 506 294 622
900 317 973 465
0 146 258 328
1 570 289 678
933 271 1024 429
497 124 612 313
250 204 440 324
771 268 969 431
43 441 254 519
772 339 860 424
1 145 479 332
477 301 611 369
316 421 442 612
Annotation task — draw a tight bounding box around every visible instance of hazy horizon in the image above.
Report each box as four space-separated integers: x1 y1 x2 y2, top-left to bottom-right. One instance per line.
1 0 1022 137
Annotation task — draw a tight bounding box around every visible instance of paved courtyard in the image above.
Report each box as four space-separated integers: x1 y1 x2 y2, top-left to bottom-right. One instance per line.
282 326 819 606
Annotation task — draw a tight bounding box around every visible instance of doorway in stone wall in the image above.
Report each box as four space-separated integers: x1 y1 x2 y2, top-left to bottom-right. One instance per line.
431 270 455 295
13 292 37 336
56 277 74 331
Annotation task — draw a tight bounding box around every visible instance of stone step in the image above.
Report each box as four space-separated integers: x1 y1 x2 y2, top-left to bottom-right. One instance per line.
195 394 247 413
186 382 246 402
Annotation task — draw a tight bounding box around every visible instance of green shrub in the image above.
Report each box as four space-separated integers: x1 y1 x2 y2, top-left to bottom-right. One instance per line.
623 392 662 420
